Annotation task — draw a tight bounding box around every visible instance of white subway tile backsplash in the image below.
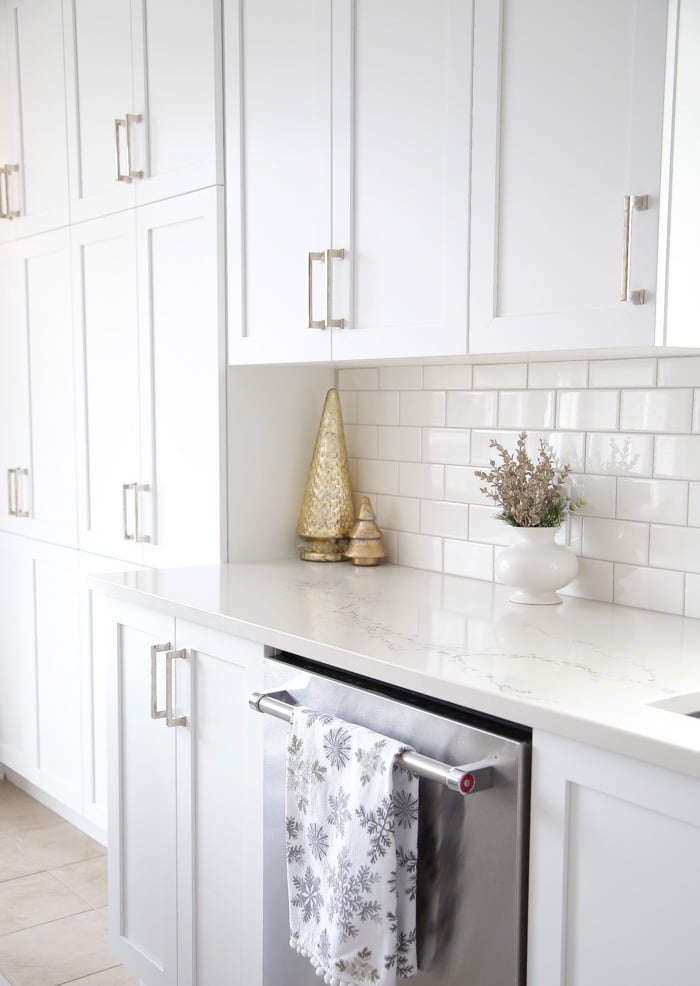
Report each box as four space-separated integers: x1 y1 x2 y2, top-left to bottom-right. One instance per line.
689 484 700 526
472 363 527 389
654 435 700 480
613 564 684 615
446 391 498 428
379 365 422 390
589 358 656 389
335 356 700 616
337 367 379 390
445 466 491 505
339 390 358 424
620 389 693 434
400 391 446 427
650 525 700 574
657 356 700 387
444 539 494 581
575 474 617 518
358 391 399 425
356 459 399 496
498 391 556 430
557 390 619 431
582 517 649 565
685 575 700 620
378 426 421 462
398 462 444 500
421 500 470 539
423 428 470 465
469 506 511 545
586 433 652 477
423 364 473 390
559 558 614 603
398 532 443 572
376 495 420 534
616 478 688 525
380 528 398 563
528 361 588 389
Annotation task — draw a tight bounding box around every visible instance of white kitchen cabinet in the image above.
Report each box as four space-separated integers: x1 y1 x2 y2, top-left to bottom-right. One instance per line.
0 534 84 814
104 597 264 986
0 228 77 546
73 187 226 567
470 0 669 355
64 0 223 225
0 0 70 239
226 0 472 364
528 730 700 986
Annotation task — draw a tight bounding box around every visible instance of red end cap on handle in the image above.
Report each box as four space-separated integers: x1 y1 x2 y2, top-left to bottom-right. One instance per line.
460 773 475 794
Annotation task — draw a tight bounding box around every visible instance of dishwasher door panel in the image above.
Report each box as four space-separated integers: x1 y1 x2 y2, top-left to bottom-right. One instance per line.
261 656 531 986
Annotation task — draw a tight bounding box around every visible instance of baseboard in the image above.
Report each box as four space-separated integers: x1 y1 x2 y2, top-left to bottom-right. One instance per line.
2 766 107 848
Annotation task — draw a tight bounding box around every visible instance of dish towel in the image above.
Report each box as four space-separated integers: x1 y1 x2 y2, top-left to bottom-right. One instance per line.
285 706 419 986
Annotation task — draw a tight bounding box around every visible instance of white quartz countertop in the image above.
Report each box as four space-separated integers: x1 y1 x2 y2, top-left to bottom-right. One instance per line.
92 559 700 778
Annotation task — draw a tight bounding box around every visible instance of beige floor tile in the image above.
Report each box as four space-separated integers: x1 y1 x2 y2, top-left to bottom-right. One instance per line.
61 967 139 985
0 871 91 936
0 784 59 837
0 842 43 884
0 908 118 986
49 857 108 910
13 822 105 872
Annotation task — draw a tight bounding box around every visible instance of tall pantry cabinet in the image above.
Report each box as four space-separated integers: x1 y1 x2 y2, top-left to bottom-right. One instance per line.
0 0 226 837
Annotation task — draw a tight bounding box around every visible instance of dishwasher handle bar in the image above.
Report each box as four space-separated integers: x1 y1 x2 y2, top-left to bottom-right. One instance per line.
249 691 494 796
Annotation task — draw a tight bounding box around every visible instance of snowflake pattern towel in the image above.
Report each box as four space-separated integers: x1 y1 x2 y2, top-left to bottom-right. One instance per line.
285 706 419 986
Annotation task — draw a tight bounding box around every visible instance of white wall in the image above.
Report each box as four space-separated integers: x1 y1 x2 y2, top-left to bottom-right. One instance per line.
339 355 700 618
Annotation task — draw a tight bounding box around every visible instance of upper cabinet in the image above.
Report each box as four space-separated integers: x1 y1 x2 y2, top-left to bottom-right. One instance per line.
225 0 473 364
469 0 669 355
0 0 71 241
64 0 223 224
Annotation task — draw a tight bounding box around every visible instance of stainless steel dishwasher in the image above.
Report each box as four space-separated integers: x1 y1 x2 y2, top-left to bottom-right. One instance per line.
250 653 532 986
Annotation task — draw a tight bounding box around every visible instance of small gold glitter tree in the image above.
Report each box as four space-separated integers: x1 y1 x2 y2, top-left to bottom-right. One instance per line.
345 497 387 567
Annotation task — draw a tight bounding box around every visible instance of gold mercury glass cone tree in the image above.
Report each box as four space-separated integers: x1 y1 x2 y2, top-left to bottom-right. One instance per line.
296 388 355 561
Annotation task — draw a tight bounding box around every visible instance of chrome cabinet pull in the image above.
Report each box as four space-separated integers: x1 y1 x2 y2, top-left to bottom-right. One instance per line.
0 166 6 219
620 194 648 306
7 468 16 515
14 467 29 517
326 248 345 328
150 642 172 719
122 482 151 542
125 113 143 179
2 165 19 219
307 251 326 329
115 119 131 183
165 649 187 727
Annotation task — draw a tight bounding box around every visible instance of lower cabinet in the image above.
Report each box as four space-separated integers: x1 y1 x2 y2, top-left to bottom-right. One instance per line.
102 598 264 986
527 730 700 986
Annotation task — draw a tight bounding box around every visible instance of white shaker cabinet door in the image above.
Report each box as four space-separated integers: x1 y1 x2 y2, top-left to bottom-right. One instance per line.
331 0 472 361
470 0 669 354
5 0 70 237
0 533 35 777
22 229 77 547
136 188 226 568
0 0 16 245
64 0 136 223
0 243 30 531
72 211 143 563
226 0 332 364
105 599 180 986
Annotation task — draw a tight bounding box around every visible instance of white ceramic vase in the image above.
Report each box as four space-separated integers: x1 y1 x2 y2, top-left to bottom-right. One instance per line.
495 526 578 605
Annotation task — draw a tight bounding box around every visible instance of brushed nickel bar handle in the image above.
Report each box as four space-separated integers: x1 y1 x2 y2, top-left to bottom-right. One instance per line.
248 692 495 795
307 251 326 329
2 165 19 219
15 467 29 517
326 248 345 328
122 482 135 540
0 167 6 220
150 642 172 719
620 194 648 305
125 113 143 180
133 483 150 543
115 119 131 183
7 468 16 516
165 649 187 727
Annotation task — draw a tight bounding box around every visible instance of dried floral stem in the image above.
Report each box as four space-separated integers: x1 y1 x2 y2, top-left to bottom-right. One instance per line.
474 432 584 528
